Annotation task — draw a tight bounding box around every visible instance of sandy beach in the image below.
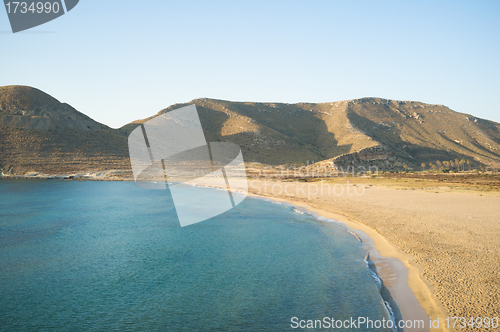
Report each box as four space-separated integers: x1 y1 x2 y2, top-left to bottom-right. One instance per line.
240 178 500 331
2 174 497 331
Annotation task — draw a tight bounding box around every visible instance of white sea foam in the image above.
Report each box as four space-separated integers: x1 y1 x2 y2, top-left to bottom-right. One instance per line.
364 256 397 331
292 208 307 215
316 215 335 222
384 300 397 332
364 256 382 291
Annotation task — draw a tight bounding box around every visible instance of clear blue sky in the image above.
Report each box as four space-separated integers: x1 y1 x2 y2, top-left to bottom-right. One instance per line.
1 0 499 128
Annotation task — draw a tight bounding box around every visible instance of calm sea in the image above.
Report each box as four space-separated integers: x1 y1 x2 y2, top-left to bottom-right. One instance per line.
0 180 392 331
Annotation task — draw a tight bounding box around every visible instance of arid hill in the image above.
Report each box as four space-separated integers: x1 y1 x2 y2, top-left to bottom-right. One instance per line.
1 85 499 176
124 98 500 171
0 85 130 175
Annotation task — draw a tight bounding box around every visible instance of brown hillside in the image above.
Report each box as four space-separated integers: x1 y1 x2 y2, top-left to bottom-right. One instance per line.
0 86 130 175
344 98 500 169
122 98 500 171
1 85 499 176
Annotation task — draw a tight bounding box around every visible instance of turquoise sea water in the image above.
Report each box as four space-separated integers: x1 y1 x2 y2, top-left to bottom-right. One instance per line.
0 180 392 331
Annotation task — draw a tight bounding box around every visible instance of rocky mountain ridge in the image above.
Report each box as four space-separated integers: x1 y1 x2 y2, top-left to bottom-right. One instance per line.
1 85 499 176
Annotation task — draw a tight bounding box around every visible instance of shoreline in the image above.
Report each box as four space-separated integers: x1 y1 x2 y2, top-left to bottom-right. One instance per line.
257 196 407 331
2 176 434 330
0 170 133 181
245 190 446 332
7 176 496 331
